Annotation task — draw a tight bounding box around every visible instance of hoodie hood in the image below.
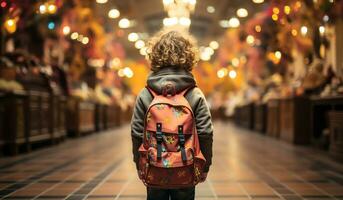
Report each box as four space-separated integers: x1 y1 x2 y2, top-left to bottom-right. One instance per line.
147 67 196 95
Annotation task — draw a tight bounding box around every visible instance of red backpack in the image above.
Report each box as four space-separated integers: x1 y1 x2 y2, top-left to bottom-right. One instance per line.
138 83 206 188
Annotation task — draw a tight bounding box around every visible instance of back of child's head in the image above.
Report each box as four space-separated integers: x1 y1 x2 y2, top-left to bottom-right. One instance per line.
147 30 199 72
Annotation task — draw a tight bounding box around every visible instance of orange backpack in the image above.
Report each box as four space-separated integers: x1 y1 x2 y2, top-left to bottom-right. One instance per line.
138 83 206 188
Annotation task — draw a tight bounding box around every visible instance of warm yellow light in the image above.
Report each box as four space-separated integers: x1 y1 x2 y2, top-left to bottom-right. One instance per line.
236 8 248 18
179 17 191 26
207 6 215 13
205 47 214 56
96 0 108 4
77 34 84 42
284 5 291 15
246 35 255 45
118 69 125 77
135 40 145 49
108 9 120 19
229 70 237 79
71 32 78 40
39 4 47 14
62 26 71 35
275 51 282 60
255 25 261 32
295 1 302 9
301 26 308 36
273 7 280 14
200 48 211 61
232 58 240 67
252 0 264 3
291 29 298 36
4 19 16 33
319 26 325 35
163 17 178 26
272 14 278 21
128 32 139 42
110 58 121 69
47 4 57 14
123 67 134 78
118 18 130 28
82 37 89 45
209 41 219 50
163 0 173 6
140 47 147 56
228 17 240 28
217 68 227 78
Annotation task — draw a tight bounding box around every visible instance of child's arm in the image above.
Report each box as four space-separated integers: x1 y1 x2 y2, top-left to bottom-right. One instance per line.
187 88 213 173
130 88 152 169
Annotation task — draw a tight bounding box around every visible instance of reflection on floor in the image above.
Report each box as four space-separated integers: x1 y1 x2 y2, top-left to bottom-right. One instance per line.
0 122 343 200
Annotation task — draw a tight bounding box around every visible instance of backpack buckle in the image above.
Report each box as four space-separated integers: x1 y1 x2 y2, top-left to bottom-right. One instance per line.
178 125 187 162
156 123 163 160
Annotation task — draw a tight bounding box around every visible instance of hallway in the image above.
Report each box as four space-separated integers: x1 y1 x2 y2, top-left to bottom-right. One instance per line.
0 122 343 200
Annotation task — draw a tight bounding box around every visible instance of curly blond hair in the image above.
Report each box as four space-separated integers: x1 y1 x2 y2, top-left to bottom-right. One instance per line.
147 30 198 72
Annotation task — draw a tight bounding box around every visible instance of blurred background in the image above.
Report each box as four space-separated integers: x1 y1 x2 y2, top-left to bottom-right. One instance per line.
0 0 343 199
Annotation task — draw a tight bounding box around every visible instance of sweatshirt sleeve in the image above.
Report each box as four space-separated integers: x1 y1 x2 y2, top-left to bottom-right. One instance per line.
186 88 214 173
130 88 151 169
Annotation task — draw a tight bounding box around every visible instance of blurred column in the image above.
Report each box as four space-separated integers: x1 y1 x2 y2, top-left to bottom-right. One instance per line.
335 19 343 77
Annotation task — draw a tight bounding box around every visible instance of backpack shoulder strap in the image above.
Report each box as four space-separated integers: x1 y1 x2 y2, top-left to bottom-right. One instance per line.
180 85 197 97
145 86 158 98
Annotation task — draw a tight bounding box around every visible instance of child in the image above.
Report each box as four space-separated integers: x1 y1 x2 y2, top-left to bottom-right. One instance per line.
131 30 213 200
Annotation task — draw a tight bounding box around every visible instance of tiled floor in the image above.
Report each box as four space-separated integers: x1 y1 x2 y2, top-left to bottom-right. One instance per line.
0 121 343 200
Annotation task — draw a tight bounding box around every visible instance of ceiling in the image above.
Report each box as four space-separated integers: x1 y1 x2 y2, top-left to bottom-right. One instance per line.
95 0 268 58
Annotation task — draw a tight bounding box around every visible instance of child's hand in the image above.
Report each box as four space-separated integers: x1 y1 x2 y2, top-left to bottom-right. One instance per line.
199 172 208 182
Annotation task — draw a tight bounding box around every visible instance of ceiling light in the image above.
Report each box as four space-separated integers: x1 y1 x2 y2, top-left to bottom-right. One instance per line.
62 26 71 35
96 0 108 4
272 7 280 14
284 5 291 15
71 32 78 40
205 47 214 55
301 26 308 36
108 9 120 19
207 6 215 13
128 32 139 42
219 20 230 28
77 34 84 42
140 47 147 56
323 15 329 22
39 4 47 14
209 41 219 49
189 0 197 5
123 67 134 78
272 14 278 21
319 26 325 35
179 17 191 26
252 0 264 3
163 0 173 6
47 4 57 14
232 58 239 67
217 68 227 78
228 17 240 28
275 51 282 59
82 37 89 45
236 8 248 18
163 17 178 26
229 70 237 79
246 35 255 45
200 50 211 61
255 25 261 32
135 40 145 49
119 18 130 28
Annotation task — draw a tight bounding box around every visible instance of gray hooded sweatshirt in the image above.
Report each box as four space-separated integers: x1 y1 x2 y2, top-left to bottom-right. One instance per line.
131 67 213 172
